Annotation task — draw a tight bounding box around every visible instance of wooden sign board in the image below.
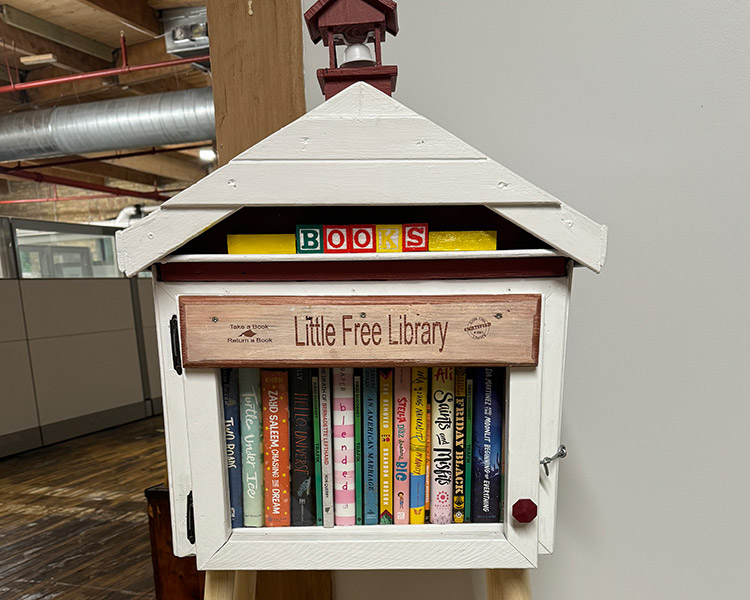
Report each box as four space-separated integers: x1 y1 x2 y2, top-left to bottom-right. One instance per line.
179 295 541 367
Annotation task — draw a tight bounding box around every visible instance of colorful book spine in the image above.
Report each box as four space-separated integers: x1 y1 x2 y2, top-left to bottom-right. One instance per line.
261 370 290 527
425 398 431 521
378 368 394 524
312 372 323 526
238 368 263 527
430 367 455 524
222 369 243 528
453 367 467 523
393 368 411 524
290 368 315 526
318 368 334 528
332 367 356 526
464 370 474 522
409 367 429 524
471 367 503 523
354 370 364 525
363 368 379 525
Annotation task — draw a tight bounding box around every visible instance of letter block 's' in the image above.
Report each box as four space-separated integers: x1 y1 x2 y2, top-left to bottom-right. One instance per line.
402 223 429 252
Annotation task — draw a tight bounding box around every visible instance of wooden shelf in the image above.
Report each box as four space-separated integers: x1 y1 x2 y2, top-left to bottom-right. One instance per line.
162 249 561 264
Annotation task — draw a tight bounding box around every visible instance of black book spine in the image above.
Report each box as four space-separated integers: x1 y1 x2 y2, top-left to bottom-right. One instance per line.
290 368 316 526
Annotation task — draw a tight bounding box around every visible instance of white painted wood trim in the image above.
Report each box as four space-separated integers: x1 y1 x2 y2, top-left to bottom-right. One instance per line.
161 160 561 209
162 249 561 264
203 526 532 570
183 368 232 566
116 208 237 277
535 274 572 554
235 116 488 161
154 283 195 557
504 365 542 567
489 204 608 273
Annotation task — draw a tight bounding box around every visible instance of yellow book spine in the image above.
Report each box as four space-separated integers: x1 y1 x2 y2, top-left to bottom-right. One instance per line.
409 367 429 524
428 231 497 252
379 368 393 523
227 234 297 255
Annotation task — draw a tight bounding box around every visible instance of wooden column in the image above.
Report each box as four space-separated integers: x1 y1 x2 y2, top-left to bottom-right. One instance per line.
206 0 306 166
203 3 326 598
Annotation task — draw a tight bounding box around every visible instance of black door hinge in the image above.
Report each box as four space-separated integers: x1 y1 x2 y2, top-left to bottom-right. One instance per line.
169 315 183 375
187 491 196 544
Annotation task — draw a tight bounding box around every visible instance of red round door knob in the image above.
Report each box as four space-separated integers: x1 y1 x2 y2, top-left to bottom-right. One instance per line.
512 499 537 523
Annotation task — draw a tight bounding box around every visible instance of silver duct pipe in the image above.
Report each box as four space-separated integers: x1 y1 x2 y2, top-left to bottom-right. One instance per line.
0 87 215 162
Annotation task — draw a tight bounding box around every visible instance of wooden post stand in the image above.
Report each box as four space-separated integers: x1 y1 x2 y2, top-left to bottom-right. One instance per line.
486 569 532 600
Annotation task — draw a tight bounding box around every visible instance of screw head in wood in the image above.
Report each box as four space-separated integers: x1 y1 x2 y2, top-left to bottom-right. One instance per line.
512 499 537 523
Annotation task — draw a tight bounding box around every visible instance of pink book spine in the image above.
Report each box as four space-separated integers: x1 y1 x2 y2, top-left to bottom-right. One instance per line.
332 367 356 526
393 368 411 524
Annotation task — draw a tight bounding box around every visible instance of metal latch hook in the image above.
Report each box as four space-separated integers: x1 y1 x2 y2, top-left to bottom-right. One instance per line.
540 444 567 476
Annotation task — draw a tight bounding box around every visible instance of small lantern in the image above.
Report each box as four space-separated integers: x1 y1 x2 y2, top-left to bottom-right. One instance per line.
305 0 399 99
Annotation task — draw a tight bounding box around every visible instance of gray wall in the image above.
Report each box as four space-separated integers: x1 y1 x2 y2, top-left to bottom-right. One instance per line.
302 1 750 598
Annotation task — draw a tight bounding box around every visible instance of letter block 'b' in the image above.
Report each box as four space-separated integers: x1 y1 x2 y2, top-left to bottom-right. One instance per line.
296 225 323 253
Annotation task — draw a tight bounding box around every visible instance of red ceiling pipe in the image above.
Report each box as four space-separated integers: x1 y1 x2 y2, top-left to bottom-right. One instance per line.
0 53 210 95
5 143 209 171
0 165 168 201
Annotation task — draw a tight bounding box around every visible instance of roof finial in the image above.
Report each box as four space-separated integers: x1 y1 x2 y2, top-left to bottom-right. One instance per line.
304 0 399 99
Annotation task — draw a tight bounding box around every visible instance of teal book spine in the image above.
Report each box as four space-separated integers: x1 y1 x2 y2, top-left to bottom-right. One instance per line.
354 370 364 525
312 372 323 526
239 368 264 527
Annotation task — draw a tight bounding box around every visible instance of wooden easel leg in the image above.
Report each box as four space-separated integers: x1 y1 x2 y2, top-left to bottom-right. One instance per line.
234 570 257 600
486 569 532 600
204 570 236 600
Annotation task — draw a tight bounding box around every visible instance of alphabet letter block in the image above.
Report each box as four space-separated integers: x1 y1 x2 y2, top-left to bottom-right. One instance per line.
323 225 351 253
402 223 429 252
296 225 323 254
376 224 402 253
227 234 297 254
350 225 376 253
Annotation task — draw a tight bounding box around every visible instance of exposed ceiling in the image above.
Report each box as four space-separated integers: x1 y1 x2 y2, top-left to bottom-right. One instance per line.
0 0 214 219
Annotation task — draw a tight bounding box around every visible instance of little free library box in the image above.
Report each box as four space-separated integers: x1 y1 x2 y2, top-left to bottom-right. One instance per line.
116 82 607 572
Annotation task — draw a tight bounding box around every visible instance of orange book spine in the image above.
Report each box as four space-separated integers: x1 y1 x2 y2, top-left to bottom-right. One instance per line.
262 370 291 526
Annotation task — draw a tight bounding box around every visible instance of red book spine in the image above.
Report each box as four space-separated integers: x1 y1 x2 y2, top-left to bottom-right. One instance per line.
262 370 291 526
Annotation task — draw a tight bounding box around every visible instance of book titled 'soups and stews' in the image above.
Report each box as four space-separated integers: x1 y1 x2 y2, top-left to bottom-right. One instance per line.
238 368 263 527
430 367 455 524
393 368 410 524
471 367 504 523
363 368 379 525
379 368 394 524
409 367 429 524
318 368 334 528
332 367 356 525
290 368 316 526
261 370 290 526
222 369 243 528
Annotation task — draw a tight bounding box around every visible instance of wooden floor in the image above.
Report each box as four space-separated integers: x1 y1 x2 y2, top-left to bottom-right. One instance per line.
0 417 166 600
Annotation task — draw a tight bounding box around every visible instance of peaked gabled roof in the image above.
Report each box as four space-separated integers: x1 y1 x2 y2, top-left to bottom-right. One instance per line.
116 82 607 277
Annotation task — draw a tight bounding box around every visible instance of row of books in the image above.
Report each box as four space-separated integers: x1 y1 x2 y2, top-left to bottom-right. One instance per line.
222 366 504 528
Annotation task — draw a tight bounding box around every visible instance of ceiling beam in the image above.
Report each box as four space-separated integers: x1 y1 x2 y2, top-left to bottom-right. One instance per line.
73 0 161 37
0 22 110 73
0 5 113 61
5 157 163 187
97 152 207 182
22 66 117 105
117 38 195 86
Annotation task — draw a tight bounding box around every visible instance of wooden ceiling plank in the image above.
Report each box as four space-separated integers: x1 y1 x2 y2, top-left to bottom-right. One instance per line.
0 22 110 73
74 0 161 37
148 0 204 8
23 66 117 105
0 5 114 61
117 38 194 86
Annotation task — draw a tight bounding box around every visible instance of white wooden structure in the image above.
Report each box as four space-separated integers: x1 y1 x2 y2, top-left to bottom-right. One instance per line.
116 82 607 572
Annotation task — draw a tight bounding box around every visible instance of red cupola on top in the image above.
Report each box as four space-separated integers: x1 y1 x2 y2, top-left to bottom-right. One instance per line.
305 0 399 99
